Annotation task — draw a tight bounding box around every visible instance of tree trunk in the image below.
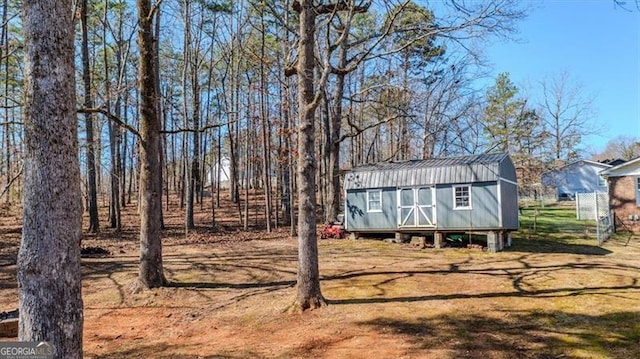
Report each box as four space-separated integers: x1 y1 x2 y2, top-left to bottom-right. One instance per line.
279 77 292 227
108 120 122 229
320 90 329 222
189 56 201 229
19 0 83 356
135 0 166 291
80 0 100 233
121 72 130 208
183 1 196 230
260 7 272 232
227 36 240 205
154 7 165 229
115 8 127 210
97 122 103 204
105 0 121 230
279 2 293 230
399 52 410 160
179 132 187 209
243 100 250 231
326 71 346 223
291 0 326 311
2 0 10 204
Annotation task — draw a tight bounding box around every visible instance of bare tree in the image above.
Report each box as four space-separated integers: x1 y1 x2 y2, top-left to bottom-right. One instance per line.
183 0 197 230
540 70 597 161
321 1 373 223
19 0 83 356
259 3 274 232
103 0 122 231
613 0 640 11
287 0 333 311
134 0 166 291
319 0 526 221
80 0 100 233
593 135 640 161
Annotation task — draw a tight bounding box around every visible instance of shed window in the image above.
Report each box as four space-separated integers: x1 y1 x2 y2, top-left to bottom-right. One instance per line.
367 189 382 212
597 174 606 187
453 185 471 210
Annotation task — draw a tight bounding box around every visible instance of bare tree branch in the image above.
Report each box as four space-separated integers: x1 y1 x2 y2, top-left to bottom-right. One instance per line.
78 107 141 138
148 0 163 21
160 120 236 134
613 0 640 11
339 114 403 143
0 121 23 126
0 163 22 201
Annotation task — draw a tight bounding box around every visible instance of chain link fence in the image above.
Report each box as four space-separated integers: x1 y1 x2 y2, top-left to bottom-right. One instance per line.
576 192 612 244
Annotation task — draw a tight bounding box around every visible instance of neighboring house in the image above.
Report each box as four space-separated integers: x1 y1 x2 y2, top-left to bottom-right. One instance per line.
601 156 640 233
600 158 627 166
343 153 518 252
541 160 612 200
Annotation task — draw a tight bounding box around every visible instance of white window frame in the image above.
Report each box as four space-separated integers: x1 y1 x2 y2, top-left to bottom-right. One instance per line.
367 189 383 213
453 184 472 210
597 174 606 187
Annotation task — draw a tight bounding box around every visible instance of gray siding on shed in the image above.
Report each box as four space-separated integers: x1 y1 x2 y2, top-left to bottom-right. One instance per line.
500 156 517 183
500 180 519 229
435 182 500 229
345 188 397 231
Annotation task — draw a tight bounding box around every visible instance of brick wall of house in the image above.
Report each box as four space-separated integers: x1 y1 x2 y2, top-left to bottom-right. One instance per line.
608 176 640 233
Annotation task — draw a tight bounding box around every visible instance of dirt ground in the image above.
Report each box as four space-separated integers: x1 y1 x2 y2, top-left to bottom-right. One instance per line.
1 198 640 358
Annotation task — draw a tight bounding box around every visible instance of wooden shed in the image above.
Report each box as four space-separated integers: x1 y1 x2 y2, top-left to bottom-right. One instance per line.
343 153 518 251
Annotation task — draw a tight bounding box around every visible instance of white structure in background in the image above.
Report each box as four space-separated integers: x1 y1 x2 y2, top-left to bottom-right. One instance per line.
207 157 231 189
541 160 612 200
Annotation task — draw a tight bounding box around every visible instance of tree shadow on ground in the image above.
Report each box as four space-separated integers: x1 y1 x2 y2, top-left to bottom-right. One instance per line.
325 253 640 306
326 281 640 305
359 310 640 358
507 237 612 255
88 342 256 359
166 279 295 290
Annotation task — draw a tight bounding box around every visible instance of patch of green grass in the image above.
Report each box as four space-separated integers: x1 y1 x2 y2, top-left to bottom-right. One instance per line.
508 236 611 255
518 206 596 240
546 311 640 359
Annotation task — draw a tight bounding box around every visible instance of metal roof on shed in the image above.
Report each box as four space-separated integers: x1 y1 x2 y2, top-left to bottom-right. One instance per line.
344 153 513 190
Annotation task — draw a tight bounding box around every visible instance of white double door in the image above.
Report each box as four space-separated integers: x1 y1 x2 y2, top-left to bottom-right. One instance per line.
398 187 435 228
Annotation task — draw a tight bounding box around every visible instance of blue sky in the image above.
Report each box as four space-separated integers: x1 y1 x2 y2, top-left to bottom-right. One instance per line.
483 0 639 155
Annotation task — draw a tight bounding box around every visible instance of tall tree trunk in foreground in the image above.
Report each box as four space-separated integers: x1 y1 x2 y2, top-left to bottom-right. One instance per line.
18 0 83 356
135 0 166 291
290 0 326 311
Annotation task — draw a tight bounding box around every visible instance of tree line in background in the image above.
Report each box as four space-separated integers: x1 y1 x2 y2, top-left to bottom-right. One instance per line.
3 0 638 229
8 0 640 355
